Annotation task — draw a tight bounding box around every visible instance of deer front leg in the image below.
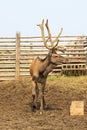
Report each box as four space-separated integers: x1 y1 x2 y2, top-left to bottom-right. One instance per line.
40 82 46 114
32 80 39 111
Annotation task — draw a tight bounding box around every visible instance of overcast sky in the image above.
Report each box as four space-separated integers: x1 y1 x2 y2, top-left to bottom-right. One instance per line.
0 0 87 36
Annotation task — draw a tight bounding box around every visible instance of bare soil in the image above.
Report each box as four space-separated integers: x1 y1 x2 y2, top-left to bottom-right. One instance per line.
0 76 87 130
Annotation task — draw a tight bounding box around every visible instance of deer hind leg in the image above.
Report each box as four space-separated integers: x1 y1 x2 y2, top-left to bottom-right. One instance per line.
32 80 39 111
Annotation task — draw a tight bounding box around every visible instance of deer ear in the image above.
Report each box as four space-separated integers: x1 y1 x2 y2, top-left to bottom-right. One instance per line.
51 48 56 52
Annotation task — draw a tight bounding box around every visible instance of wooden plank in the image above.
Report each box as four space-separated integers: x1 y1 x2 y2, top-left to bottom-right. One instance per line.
20 55 86 60
0 45 15 47
20 61 31 64
65 52 86 55
0 37 15 39
20 64 30 68
20 49 48 52
0 73 15 76
0 48 15 51
20 44 44 47
15 32 20 80
20 72 30 76
66 49 85 51
0 54 15 56
0 41 15 43
20 35 87 39
20 39 87 43
20 69 29 72
0 58 16 60
65 56 86 58
0 77 15 81
65 44 85 47
0 64 15 67
0 69 15 72
62 68 86 70
0 47 15 49
0 61 15 64
63 63 86 66
68 61 86 63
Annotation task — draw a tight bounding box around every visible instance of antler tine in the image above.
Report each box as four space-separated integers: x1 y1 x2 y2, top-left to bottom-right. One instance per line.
37 19 45 43
52 28 63 48
45 19 53 48
45 20 63 49
37 19 51 50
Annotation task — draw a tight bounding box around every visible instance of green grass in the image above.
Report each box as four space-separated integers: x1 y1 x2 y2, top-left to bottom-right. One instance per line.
47 75 87 92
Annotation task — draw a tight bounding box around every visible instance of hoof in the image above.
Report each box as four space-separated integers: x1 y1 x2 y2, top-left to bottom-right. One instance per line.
30 103 37 112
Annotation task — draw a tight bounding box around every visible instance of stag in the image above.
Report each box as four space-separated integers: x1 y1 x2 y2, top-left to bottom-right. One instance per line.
30 19 67 114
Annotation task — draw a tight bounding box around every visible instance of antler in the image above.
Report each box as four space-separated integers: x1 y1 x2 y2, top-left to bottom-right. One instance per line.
45 19 53 47
37 19 63 49
45 19 63 48
37 19 50 49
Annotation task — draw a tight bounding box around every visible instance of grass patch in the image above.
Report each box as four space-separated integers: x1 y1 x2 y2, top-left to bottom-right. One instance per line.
47 75 87 92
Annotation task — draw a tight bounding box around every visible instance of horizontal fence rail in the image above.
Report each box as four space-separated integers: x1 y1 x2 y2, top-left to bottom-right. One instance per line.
0 33 87 80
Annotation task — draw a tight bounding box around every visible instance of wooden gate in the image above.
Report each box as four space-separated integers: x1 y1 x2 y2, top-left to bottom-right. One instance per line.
0 33 87 80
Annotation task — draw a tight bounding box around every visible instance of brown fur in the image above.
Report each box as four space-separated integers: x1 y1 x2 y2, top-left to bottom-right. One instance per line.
30 49 67 113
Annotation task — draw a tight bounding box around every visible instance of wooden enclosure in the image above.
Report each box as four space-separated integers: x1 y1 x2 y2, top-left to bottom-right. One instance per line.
0 33 87 80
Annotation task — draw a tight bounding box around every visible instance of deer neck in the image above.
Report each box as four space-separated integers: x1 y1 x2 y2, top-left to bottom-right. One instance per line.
39 54 51 72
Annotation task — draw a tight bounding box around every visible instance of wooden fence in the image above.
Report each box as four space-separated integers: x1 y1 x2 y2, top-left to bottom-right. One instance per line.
0 33 87 80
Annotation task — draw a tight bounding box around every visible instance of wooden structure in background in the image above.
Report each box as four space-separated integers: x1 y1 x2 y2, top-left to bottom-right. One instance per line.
62 36 87 75
0 33 87 80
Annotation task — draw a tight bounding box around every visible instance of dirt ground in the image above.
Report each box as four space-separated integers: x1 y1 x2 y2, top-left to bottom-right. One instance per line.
0 76 87 130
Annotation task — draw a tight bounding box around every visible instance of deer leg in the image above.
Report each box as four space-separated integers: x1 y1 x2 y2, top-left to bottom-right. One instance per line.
32 80 39 111
40 82 46 114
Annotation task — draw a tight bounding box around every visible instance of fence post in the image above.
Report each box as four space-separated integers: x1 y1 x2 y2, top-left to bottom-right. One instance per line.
15 32 20 80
